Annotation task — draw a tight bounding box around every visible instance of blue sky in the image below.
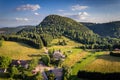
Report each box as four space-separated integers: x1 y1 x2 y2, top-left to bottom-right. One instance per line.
0 0 120 27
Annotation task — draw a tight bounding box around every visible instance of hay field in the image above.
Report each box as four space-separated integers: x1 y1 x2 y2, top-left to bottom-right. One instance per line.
0 41 43 60
84 52 120 73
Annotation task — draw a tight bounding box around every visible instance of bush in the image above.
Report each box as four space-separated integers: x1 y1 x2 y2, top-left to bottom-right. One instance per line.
41 55 50 66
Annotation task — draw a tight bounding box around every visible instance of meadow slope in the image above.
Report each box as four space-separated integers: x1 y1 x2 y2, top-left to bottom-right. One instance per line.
0 41 43 60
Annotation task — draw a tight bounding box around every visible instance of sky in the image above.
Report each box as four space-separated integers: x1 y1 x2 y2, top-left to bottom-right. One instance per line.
0 0 120 27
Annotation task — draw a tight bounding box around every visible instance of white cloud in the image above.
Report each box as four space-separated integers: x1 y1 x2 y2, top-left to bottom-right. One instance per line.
16 4 40 11
78 12 89 19
58 9 65 12
69 12 89 20
15 18 29 21
71 4 88 11
34 12 40 16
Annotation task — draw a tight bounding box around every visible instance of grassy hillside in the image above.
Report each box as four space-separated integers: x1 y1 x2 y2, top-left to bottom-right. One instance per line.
50 36 82 47
0 41 43 60
84 52 120 73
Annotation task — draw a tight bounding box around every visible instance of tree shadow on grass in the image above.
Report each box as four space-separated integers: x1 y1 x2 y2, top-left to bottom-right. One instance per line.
28 54 42 57
69 75 88 80
9 41 34 49
0 73 9 79
17 42 34 48
95 54 120 62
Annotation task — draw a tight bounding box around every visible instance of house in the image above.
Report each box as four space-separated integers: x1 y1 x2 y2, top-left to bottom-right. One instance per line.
46 68 63 80
11 60 29 68
53 50 65 60
0 68 4 73
114 48 120 51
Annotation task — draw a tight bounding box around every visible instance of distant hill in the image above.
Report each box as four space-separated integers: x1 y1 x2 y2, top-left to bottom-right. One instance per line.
81 21 120 38
0 25 35 34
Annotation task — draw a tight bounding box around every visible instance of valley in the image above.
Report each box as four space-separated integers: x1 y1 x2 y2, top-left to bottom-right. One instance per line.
0 15 120 80
0 36 120 80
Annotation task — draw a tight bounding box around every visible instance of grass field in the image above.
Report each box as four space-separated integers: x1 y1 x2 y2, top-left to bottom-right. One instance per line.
49 36 82 51
71 52 104 75
83 52 120 73
62 50 87 68
51 36 82 47
70 51 120 80
0 41 44 60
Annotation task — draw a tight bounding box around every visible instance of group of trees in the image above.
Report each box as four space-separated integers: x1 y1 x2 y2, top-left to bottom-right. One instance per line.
41 55 50 66
4 35 43 49
0 56 12 72
0 56 43 80
45 70 55 80
28 58 39 70
47 49 64 66
62 66 71 80
57 40 67 46
41 49 62 67
79 37 120 50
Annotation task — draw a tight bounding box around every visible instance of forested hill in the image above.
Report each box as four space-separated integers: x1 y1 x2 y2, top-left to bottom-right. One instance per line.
1 15 120 49
39 15 90 32
81 21 120 38
37 15 99 42
16 15 99 48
